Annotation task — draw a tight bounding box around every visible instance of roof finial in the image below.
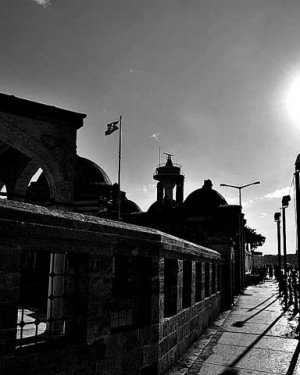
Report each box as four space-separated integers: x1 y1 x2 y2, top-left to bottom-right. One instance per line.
202 179 213 190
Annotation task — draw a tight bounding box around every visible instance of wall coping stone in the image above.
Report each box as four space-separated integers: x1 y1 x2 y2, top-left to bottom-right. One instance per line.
0 199 221 259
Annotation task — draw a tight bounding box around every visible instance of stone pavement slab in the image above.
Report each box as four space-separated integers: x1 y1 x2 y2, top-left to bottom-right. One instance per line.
166 280 300 375
197 363 272 375
202 342 294 373
218 331 298 352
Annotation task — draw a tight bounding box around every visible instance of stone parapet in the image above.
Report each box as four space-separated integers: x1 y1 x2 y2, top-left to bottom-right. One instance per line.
0 199 223 375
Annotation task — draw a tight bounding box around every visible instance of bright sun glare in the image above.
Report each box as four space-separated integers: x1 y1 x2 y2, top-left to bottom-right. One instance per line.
284 74 300 124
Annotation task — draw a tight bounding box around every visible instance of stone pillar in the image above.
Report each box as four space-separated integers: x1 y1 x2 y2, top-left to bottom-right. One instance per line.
86 254 112 344
175 176 184 204
157 182 164 205
191 261 196 306
201 262 205 301
151 257 161 324
177 260 183 312
0 247 21 354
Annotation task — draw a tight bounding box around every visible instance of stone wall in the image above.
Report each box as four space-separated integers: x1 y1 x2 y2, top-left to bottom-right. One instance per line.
158 260 221 374
0 199 223 375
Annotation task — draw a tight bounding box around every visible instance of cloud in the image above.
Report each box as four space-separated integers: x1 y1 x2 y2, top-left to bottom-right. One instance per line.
143 184 156 194
259 212 268 218
263 187 293 200
150 132 161 142
32 0 51 7
241 186 293 208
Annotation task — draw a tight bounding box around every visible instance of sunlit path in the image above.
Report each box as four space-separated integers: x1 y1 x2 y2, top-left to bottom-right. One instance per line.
167 280 300 375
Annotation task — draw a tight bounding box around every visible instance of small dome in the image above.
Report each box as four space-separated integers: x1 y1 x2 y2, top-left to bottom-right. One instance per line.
182 179 227 212
147 196 176 213
122 198 142 214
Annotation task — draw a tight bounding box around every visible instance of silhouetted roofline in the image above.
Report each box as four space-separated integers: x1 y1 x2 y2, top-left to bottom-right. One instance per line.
0 93 86 129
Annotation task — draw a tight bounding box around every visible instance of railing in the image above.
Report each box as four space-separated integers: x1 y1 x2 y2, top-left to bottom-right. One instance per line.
16 250 88 349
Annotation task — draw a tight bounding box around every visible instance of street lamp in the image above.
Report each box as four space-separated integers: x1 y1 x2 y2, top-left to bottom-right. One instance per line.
281 195 290 308
282 195 291 280
220 181 261 208
295 154 300 275
295 155 300 317
274 212 281 278
220 181 260 291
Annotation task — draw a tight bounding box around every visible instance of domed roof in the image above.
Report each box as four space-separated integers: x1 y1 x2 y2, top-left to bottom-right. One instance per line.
97 194 142 218
147 196 177 213
122 198 142 214
26 156 112 206
75 156 111 185
31 156 112 188
182 179 227 212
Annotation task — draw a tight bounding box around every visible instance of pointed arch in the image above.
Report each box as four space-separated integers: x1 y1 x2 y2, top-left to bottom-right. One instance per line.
0 96 85 204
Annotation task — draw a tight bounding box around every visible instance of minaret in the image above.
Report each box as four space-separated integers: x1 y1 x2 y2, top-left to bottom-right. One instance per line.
153 153 184 205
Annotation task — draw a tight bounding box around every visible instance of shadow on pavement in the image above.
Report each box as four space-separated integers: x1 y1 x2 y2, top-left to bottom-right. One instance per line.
232 296 280 327
247 293 278 312
220 310 287 374
286 339 300 375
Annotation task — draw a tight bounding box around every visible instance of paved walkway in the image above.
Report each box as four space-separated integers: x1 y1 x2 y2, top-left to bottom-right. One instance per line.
167 280 300 375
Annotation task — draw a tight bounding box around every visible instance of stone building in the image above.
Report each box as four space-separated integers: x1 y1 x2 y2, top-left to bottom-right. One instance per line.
0 93 226 374
0 93 140 217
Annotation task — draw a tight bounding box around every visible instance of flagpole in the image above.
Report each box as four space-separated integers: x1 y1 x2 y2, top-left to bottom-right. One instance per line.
159 145 161 165
117 115 122 220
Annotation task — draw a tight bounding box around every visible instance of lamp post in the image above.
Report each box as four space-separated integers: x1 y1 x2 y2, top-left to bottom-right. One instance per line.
281 195 290 308
274 212 281 278
295 155 300 276
220 181 261 208
281 195 291 279
220 181 260 292
294 155 300 316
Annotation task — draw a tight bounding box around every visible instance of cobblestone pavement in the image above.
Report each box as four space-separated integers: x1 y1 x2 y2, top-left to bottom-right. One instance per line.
166 280 300 375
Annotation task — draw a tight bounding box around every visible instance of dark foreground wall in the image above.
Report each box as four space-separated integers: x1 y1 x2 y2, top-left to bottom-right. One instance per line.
0 200 222 374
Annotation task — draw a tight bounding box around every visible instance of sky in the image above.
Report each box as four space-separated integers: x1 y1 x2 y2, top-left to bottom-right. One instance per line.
1 0 300 256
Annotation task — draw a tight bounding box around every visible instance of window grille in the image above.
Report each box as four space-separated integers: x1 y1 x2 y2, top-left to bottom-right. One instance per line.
16 251 78 349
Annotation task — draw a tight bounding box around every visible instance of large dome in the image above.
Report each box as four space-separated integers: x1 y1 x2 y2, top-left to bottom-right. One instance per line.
26 156 113 213
182 179 227 212
75 156 111 185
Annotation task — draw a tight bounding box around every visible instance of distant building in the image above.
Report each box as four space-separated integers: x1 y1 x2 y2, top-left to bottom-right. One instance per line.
125 154 246 303
252 251 263 268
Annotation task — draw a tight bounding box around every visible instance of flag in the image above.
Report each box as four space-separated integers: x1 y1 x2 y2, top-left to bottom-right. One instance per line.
105 120 119 136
